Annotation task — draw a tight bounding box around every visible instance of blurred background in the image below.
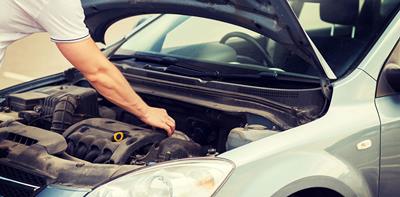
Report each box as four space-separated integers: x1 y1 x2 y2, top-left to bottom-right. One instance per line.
0 17 140 89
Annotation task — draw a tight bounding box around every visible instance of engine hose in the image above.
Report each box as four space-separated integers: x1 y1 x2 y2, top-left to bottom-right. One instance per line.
51 94 77 134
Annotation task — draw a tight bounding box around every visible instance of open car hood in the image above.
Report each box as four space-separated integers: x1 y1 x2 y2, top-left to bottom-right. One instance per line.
82 0 336 80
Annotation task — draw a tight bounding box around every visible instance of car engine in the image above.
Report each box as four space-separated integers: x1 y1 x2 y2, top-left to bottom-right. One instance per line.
63 118 205 164
0 79 293 195
0 85 250 165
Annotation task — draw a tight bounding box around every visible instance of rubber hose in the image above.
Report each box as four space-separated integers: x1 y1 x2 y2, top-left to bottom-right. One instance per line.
51 95 77 134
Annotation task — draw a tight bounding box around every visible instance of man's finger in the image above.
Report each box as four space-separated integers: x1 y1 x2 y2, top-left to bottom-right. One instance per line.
162 124 173 136
166 119 175 129
167 116 175 125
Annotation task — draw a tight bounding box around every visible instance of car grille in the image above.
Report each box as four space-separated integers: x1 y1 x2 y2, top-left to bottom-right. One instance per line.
0 164 47 197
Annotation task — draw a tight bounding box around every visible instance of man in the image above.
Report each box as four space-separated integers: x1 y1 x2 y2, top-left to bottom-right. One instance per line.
0 0 176 135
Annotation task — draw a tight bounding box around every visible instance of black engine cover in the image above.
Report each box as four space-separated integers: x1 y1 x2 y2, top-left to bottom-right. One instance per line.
63 118 167 164
63 118 205 164
136 137 205 163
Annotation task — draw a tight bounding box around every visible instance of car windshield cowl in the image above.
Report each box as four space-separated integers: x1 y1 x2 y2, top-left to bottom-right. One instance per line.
110 52 322 84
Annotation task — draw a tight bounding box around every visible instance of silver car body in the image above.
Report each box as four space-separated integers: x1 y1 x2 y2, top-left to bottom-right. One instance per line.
218 9 400 197
17 1 400 197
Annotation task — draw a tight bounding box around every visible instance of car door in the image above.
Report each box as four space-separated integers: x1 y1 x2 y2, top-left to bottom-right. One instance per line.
375 39 400 196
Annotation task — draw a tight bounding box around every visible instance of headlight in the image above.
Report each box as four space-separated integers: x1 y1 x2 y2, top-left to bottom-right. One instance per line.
87 158 234 197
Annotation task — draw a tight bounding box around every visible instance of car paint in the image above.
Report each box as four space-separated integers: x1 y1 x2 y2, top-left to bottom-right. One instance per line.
376 95 400 196
217 68 379 197
26 2 400 197
216 7 400 197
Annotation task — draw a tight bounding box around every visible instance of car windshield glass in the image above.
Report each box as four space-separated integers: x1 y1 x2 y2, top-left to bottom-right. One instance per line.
114 14 321 79
289 0 400 77
115 0 400 80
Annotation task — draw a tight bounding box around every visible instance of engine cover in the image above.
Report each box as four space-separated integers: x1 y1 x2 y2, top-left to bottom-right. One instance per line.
135 137 205 164
63 118 167 164
63 118 205 164
0 121 67 155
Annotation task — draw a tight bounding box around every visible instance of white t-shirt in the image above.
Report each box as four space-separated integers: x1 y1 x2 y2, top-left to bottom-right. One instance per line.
0 0 90 65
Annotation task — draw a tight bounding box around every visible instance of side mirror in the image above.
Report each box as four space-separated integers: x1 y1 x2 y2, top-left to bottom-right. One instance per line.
385 63 400 92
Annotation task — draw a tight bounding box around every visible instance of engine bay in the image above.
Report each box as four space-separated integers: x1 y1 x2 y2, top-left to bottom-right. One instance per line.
0 84 281 167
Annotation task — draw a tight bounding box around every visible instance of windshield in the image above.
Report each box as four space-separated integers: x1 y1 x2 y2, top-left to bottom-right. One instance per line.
115 14 319 78
115 0 400 79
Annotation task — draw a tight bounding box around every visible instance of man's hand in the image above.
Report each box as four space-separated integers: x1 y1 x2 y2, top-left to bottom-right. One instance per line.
140 107 176 136
56 38 175 135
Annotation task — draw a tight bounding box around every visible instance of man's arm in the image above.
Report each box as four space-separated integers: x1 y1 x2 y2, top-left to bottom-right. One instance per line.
56 38 175 135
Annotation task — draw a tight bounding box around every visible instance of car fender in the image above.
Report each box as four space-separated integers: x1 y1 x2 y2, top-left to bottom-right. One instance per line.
217 150 372 197
271 175 357 197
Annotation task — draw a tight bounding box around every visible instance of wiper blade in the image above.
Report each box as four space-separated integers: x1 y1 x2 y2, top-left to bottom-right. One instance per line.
162 65 320 84
109 53 178 64
110 52 222 74
110 53 320 83
144 64 220 77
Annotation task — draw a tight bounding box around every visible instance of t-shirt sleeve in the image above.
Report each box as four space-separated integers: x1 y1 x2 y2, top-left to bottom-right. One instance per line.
35 0 90 43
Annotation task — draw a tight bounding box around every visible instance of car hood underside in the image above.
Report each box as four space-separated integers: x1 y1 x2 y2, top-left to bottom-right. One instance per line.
81 0 336 79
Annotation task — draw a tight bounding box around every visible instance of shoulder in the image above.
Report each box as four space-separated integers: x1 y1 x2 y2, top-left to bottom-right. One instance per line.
35 0 89 43
13 0 51 18
43 0 84 14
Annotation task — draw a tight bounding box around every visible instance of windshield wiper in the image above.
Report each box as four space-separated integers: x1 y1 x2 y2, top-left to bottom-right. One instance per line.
110 53 320 84
112 53 223 76
156 64 319 84
110 52 185 65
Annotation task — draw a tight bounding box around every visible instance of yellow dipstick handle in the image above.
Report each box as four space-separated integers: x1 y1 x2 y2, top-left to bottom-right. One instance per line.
113 132 125 142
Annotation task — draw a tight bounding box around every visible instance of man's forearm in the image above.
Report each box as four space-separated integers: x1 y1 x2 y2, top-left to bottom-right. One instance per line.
56 38 175 134
83 61 150 119
57 39 149 118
